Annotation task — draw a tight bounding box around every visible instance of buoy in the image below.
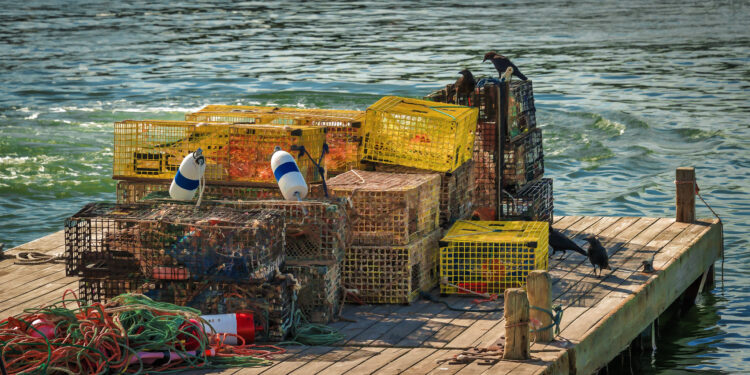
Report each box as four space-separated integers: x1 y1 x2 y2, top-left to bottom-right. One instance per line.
169 148 206 200
271 147 308 201
201 313 262 345
29 318 56 339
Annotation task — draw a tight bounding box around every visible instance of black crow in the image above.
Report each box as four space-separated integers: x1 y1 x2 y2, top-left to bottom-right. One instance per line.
549 229 587 259
584 236 610 277
483 51 528 81
455 69 476 104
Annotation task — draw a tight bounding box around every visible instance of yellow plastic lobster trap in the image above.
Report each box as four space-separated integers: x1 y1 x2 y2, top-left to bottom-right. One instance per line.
186 105 365 176
362 96 478 173
343 229 440 304
113 120 326 184
116 180 283 203
439 220 549 295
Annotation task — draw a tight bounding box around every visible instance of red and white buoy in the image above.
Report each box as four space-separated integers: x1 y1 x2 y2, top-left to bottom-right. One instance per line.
201 313 262 345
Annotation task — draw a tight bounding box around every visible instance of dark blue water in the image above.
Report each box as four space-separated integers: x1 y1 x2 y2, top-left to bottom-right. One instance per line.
1 1 748 372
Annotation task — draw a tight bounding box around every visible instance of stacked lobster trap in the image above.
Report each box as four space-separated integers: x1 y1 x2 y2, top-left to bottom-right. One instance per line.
321 170 443 304
425 78 550 224
66 202 299 341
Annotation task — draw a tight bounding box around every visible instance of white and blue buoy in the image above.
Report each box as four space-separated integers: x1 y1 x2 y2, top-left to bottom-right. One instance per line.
169 148 206 200
271 146 308 201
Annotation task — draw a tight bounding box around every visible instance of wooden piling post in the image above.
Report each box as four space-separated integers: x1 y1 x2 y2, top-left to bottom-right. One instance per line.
676 167 695 223
527 270 553 343
503 288 530 360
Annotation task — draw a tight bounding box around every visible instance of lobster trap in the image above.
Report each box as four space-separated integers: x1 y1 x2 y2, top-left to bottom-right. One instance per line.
498 178 553 225
116 180 283 203
186 105 364 176
365 160 475 228
65 203 285 282
343 229 440 304
361 96 478 173
113 120 326 184
474 124 544 201
283 260 340 323
439 220 549 295
424 78 536 140
322 170 440 246
78 272 298 342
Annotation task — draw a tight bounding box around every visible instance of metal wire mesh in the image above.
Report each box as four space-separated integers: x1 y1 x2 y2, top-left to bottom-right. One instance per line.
323 170 440 246
113 120 326 184
439 220 549 295
78 273 297 342
424 79 536 138
365 160 475 228
343 229 440 304
65 203 285 282
473 124 545 206
185 105 364 175
283 260 340 323
498 178 554 226
361 96 478 173
116 180 283 203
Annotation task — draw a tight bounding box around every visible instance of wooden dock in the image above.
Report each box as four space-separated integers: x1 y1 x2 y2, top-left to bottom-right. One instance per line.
0 215 721 375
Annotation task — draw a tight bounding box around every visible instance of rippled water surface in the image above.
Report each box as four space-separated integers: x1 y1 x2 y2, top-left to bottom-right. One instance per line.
1 1 748 372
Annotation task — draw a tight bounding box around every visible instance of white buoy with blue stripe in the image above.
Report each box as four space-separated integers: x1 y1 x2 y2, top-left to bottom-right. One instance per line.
271 146 308 201
169 148 206 200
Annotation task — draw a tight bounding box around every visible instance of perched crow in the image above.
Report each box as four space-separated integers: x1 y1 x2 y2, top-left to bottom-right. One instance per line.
483 51 528 81
584 236 610 277
549 229 587 259
455 69 476 104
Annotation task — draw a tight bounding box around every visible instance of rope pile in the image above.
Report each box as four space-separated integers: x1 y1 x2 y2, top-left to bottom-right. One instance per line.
0 291 284 374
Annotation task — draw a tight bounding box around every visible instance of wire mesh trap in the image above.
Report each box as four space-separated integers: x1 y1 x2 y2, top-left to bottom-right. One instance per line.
439 221 549 295
424 79 536 140
78 272 298 342
497 178 553 225
343 229 440 304
283 260 341 323
116 180 283 204
65 202 285 282
473 124 545 205
321 170 440 246
186 105 364 176
365 160 475 228
113 120 326 184
361 96 478 173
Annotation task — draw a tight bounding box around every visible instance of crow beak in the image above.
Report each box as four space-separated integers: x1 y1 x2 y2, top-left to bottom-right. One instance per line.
482 57 487 62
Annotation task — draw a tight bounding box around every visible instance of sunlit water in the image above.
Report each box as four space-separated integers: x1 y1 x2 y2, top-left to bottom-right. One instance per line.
1 1 748 373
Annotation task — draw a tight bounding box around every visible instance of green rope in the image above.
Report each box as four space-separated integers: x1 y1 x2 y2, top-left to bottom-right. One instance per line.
279 291 344 346
530 305 563 335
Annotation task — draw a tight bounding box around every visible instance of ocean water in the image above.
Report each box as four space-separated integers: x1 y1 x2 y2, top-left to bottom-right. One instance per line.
0 0 748 372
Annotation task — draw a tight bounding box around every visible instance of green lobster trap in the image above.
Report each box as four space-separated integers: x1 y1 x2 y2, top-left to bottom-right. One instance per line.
439 220 548 295
361 96 478 173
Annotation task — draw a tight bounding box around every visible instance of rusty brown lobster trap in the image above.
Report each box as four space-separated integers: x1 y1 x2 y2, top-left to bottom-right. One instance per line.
365 160 475 228
64 203 285 282
320 170 440 246
474 124 544 198
343 229 440 304
78 272 298 341
283 260 341 323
